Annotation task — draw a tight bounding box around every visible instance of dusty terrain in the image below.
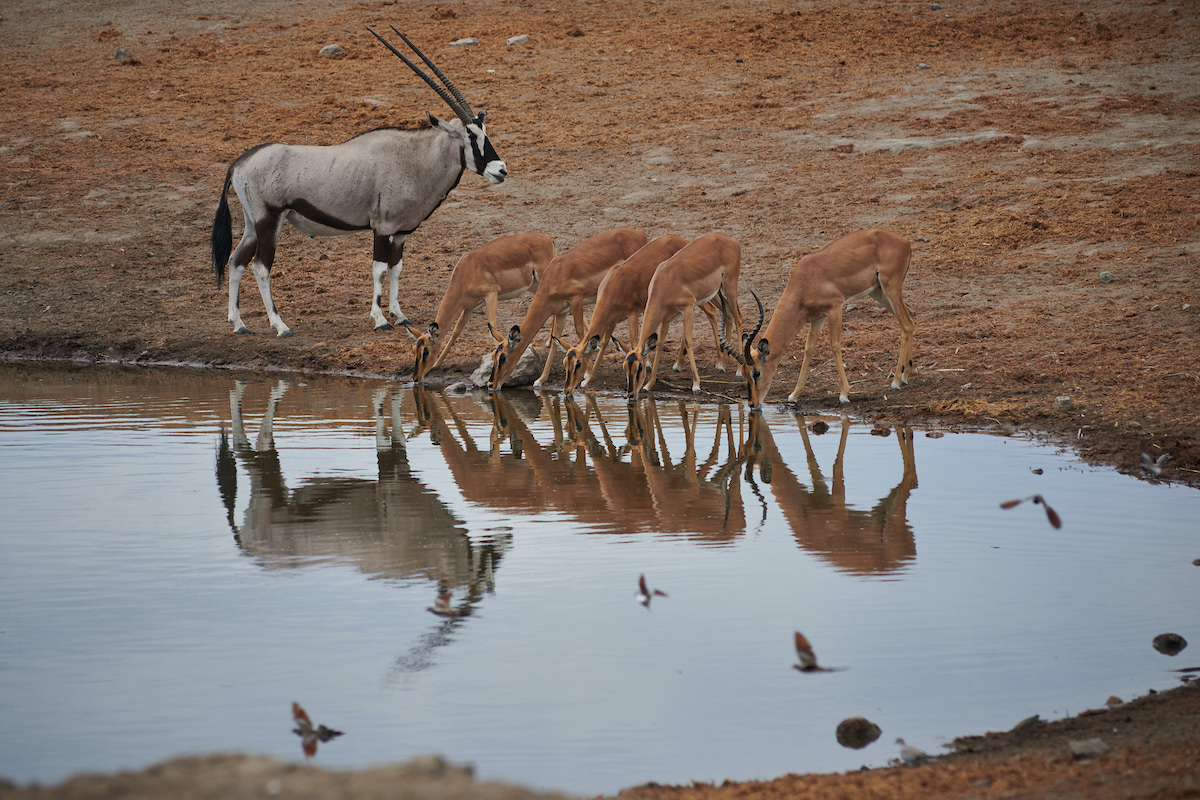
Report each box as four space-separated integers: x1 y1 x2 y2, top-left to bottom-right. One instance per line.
1 0 1198 796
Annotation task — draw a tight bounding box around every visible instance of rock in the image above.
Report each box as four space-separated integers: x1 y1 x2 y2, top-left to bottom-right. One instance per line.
836 717 881 749
1153 632 1187 656
809 420 829 435
1068 738 1110 759
470 347 543 388
1099 271 1114 284
115 48 133 60
1054 396 1073 411
507 34 530 45
449 37 479 47
930 3 942 9
1106 695 1123 707
917 63 932 70
445 382 470 394
319 44 345 57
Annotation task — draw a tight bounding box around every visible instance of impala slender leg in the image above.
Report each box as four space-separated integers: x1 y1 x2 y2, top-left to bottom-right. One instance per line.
429 307 473 371
682 305 702 393
582 330 611 389
825 307 851 404
535 313 564 386
790 318 825 402
645 320 670 391
699 301 725 372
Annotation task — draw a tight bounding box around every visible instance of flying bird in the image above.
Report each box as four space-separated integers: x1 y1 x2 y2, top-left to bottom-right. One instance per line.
292 702 343 758
895 737 932 765
1141 446 1170 477
637 574 667 608
1000 494 1062 529
792 631 845 673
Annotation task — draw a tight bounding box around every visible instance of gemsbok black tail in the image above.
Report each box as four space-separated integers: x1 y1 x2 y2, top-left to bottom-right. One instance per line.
211 169 233 285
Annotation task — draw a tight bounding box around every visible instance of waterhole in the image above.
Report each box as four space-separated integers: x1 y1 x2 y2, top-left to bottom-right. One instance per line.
0 363 1195 795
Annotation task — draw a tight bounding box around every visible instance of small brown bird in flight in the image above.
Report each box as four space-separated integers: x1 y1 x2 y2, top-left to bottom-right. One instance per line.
291 702 343 758
792 631 846 672
637 574 667 608
1000 494 1062 529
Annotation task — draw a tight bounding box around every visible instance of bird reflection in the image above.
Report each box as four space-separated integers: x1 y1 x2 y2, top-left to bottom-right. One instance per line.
792 631 846 673
291 702 343 758
637 573 668 609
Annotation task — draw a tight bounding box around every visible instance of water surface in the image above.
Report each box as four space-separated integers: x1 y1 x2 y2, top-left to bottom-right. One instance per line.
0 363 1195 795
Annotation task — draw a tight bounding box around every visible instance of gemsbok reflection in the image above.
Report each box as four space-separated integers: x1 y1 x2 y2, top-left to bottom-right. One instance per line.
217 379 509 614
742 412 918 575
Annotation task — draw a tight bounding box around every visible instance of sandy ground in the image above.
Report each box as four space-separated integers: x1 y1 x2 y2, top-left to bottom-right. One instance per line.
1 0 1198 796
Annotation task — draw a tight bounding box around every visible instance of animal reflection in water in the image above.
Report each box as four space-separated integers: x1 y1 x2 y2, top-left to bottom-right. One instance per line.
409 386 748 543
741 412 918 575
216 379 509 631
407 387 917 573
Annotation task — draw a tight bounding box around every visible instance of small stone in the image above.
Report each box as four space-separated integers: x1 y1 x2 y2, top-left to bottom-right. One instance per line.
1184 303 1191 311
917 63 931 70
809 420 829 434
1030 468 1043 474
930 2 942 9
115 48 133 60
1192 558 1200 566
449 37 479 47
1153 632 1187 656
445 382 470 394
836 717 882 749
1054 396 1073 411
960 382 972 391
1013 714 1042 731
1151 304 1160 311
1068 738 1110 759
471 346 542 387
319 44 345 57
1099 271 1114 284
1106 695 1123 707
926 431 944 438
506 34 530 45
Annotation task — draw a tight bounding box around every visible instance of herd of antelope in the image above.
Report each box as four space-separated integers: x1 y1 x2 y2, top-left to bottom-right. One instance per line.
212 29 916 411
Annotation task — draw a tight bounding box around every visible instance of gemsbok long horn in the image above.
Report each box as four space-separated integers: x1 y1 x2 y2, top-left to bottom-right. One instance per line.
366 27 476 126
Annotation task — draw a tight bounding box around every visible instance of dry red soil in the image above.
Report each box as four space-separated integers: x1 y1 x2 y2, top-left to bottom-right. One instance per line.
1 0 1197 796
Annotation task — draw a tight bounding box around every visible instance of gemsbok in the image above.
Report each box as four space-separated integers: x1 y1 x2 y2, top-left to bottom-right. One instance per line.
411 233 555 383
211 27 507 337
620 232 744 400
719 228 915 409
489 227 648 390
560 234 690 393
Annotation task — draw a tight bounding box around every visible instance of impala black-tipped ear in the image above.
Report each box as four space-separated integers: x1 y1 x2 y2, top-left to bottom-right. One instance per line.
584 335 601 354
506 325 521 346
643 333 658 357
428 322 440 341
758 339 770 359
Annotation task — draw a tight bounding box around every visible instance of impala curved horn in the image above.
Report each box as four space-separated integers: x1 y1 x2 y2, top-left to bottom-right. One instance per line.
367 27 476 127
742 289 764 364
716 289 743 365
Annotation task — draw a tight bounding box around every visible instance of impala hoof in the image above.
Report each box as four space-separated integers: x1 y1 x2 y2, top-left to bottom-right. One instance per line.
839 395 851 405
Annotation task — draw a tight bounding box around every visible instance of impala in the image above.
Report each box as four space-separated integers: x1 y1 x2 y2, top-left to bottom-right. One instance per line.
211 27 506 337
721 229 915 408
411 232 555 383
621 232 744 400
560 234 690 393
489 227 648 389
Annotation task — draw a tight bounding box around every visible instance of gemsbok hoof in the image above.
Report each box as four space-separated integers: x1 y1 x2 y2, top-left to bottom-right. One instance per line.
278 329 294 338
374 322 394 332
234 327 252 335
